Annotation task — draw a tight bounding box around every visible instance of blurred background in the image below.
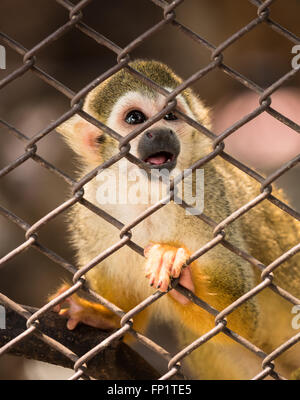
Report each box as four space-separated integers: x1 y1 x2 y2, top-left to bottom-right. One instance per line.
0 0 299 379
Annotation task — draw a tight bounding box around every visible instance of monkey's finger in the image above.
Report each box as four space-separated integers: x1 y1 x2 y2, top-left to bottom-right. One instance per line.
66 317 80 330
146 261 163 287
149 261 162 287
144 245 162 280
58 307 69 317
52 304 61 313
171 248 190 278
48 283 71 312
144 243 159 259
157 250 176 291
58 307 79 329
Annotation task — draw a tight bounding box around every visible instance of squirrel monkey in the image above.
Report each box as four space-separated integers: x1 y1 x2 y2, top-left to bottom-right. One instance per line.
50 60 300 379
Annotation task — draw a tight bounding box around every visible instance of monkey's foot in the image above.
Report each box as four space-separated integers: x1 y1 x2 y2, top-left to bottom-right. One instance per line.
144 244 195 305
49 284 119 330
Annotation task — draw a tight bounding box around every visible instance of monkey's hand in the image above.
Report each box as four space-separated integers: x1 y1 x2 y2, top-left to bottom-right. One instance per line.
48 284 120 330
144 243 195 305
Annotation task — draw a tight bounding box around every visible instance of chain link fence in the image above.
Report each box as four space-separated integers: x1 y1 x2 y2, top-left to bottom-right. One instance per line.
0 0 299 380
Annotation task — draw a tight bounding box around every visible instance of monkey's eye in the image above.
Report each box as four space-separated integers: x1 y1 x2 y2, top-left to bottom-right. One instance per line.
164 112 178 121
125 110 147 125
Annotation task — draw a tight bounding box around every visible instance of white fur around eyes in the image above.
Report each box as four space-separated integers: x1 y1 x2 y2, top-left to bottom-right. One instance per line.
106 89 196 132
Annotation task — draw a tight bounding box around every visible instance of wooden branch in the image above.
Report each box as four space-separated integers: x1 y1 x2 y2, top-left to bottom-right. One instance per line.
0 304 160 380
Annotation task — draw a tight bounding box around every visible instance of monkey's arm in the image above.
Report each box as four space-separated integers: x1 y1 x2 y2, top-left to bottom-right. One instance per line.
143 239 259 343
49 283 151 337
49 284 120 330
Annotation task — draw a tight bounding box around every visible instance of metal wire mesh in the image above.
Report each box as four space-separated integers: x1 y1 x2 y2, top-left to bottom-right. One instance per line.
0 0 299 380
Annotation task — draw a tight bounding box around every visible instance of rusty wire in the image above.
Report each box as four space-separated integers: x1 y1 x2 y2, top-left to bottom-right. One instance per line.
0 0 299 380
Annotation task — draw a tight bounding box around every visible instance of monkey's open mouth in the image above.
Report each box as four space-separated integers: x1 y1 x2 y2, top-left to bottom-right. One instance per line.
144 151 175 166
138 129 180 171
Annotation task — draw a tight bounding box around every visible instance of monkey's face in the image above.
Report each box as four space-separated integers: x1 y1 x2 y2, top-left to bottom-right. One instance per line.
59 61 211 176
104 90 200 175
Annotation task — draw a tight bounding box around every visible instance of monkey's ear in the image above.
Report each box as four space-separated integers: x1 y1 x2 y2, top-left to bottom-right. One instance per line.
57 114 103 163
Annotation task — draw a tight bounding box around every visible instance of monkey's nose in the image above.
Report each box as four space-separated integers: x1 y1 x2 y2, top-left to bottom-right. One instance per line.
145 129 173 140
137 128 180 171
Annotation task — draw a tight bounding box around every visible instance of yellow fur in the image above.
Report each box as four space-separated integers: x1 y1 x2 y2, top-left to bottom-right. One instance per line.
53 60 300 379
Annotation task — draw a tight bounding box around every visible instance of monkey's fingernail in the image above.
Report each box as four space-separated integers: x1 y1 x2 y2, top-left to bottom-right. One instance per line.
157 281 162 289
149 276 155 286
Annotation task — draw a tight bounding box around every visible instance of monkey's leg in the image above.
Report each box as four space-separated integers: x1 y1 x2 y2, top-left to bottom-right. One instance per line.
49 284 120 330
144 243 194 305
